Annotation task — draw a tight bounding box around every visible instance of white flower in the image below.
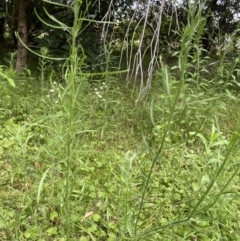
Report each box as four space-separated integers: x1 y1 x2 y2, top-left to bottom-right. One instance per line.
55 100 59 104
47 95 50 98
94 88 98 91
50 89 55 93
53 81 57 85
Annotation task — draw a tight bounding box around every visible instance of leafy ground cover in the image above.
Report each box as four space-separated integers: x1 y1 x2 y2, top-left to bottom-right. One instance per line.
1 66 240 240
1 4 240 239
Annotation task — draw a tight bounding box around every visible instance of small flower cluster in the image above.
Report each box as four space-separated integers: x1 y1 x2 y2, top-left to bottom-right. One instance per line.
46 81 59 104
94 82 107 102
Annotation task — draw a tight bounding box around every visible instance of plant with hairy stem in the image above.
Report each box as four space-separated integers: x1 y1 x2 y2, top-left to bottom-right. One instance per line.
38 47 50 83
33 1 126 240
4 52 17 77
35 1 87 239
134 2 240 239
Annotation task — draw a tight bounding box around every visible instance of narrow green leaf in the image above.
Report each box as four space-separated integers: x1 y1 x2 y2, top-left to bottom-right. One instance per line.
7 78 16 88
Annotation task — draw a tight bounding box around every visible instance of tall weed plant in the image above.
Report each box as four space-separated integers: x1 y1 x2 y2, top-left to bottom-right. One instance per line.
33 1 91 240
136 3 240 239
214 35 240 91
198 24 240 92
32 1 124 240
3 1 128 240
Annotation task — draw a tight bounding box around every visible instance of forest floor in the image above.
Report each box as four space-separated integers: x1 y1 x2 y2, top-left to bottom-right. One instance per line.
1 65 240 240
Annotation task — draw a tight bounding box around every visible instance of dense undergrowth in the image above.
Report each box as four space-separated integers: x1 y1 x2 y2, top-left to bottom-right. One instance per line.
0 66 240 240
1 1 240 240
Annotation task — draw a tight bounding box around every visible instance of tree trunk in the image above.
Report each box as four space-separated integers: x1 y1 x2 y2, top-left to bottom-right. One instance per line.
0 17 5 52
15 0 28 72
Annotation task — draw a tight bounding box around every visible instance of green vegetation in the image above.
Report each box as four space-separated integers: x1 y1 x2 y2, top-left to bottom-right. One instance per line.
1 1 240 241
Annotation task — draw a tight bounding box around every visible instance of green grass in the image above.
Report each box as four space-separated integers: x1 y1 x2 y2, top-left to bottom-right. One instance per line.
1 2 240 240
0 71 240 240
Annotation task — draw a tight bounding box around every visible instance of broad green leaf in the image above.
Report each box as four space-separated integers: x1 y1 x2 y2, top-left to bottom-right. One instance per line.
192 182 200 191
87 224 97 232
201 174 210 185
47 227 58 236
0 72 16 87
79 237 88 241
50 211 58 221
93 213 101 222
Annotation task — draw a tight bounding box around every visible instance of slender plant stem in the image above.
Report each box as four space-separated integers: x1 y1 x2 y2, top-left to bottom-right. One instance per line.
65 1 82 240
134 4 203 235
